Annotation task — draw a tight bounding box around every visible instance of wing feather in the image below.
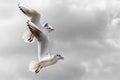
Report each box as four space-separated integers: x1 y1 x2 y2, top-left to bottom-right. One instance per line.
27 21 49 60
18 2 41 27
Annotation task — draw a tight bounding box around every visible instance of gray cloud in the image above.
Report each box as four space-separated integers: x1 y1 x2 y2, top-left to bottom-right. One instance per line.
1 0 120 80
42 0 107 41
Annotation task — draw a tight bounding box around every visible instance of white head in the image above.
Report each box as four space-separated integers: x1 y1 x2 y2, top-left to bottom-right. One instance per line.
54 54 64 60
42 23 54 32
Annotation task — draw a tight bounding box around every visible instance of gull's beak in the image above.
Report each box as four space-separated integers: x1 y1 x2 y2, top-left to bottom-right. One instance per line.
60 56 64 60
51 29 54 31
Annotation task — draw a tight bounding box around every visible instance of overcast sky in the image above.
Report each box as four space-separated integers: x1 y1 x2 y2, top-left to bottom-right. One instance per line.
1 0 120 80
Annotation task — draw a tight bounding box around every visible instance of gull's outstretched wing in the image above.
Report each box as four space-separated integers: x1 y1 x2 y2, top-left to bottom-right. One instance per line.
27 21 49 61
18 2 54 44
18 2 42 43
18 2 54 31
18 2 41 27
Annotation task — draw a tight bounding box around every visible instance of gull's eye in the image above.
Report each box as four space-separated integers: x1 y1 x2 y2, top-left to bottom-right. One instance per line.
44 25 47 27
44 23 48 27
56 54 59 56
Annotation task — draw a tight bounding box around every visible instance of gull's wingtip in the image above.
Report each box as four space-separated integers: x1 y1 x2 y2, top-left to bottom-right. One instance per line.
22 30 35 43
26 20 29 25
27 20 31 27
29 60 38 72
18 1 21 8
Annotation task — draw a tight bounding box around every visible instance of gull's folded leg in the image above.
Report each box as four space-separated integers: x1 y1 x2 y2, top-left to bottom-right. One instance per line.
35 65 43 74
22 30 35 43
28 32 34 42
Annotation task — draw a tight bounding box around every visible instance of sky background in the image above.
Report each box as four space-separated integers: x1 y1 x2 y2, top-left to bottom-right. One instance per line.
1 0 120 80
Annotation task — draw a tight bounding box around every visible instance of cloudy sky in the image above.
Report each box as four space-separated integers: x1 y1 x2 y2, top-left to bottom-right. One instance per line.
1 0 120 80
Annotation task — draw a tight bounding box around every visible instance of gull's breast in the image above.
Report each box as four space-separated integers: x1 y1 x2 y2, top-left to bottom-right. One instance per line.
42 59 57 68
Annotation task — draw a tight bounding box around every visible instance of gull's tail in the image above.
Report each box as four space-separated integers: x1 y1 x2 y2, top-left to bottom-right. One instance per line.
29 60 39 72
22 30 35 43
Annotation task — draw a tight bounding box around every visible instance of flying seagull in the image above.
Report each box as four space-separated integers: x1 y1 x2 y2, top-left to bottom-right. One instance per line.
18 2 54 43
27 20 64 74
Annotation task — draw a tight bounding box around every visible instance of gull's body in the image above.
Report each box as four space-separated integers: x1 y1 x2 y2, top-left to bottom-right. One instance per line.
27 21 64 73
29 54 62 73
18 3 54 43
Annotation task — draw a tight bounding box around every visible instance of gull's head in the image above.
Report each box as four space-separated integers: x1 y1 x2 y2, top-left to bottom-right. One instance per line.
42 23 54 32
54 54 64 60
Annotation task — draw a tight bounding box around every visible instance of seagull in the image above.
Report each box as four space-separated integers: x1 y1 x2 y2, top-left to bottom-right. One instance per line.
18 2 54 43
27 20 64 74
